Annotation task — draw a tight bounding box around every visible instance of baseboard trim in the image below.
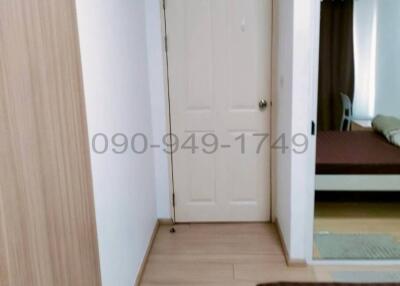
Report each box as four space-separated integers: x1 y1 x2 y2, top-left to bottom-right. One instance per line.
275 219 307 267
134 219 160 286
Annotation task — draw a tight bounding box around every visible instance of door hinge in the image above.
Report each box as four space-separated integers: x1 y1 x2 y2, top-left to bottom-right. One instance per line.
162 0 166 10
172 193 175 207
164 35 168 53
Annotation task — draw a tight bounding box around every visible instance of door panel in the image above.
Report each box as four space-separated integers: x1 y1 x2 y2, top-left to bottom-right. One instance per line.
0 0 101 285
166 0 272 222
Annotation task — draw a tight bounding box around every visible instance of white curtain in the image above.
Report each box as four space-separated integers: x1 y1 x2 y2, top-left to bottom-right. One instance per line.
353 0 378 119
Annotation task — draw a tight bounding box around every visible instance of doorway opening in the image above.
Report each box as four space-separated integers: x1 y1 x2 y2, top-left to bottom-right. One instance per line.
313 0 400 261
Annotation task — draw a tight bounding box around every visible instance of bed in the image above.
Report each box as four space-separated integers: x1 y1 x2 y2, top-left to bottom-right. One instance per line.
316 131 400 191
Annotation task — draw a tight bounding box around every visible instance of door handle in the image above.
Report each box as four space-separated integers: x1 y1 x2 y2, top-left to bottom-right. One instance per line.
259 99 268 110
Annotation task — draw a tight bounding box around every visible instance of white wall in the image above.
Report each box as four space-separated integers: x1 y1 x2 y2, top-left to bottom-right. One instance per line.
273 0 294 254
76 1 158 285
274 0 319 261
375 0 400 118
353 0 400 119
353 0 378 119
290 0 319 261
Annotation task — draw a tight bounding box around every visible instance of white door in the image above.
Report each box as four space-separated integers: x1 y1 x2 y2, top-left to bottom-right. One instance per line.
165 0 272 222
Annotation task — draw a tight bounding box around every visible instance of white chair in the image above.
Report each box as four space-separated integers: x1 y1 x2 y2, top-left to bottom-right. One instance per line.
340 92 352 131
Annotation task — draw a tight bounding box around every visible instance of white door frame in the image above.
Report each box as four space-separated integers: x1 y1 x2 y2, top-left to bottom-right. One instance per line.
305 0 321 264
159 0 176 222
159 0 275 223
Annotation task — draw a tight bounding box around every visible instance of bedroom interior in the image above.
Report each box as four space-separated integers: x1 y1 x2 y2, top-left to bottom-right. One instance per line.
314 0 400 260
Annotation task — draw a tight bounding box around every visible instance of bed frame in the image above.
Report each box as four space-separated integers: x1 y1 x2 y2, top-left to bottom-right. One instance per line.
316 131 400 192
316 175 400 191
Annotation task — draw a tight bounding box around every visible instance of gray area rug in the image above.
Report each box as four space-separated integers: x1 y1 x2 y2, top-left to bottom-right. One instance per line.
314 233 400 260
333 271 400 283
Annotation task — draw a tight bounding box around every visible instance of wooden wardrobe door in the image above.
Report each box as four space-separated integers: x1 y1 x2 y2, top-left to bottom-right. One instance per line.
0 0 101 285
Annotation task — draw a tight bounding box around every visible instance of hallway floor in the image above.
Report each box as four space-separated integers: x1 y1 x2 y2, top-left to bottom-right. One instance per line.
140 223 314 285
140 223 400 285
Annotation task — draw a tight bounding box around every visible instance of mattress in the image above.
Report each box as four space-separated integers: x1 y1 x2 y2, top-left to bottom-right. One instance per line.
316 131 400 175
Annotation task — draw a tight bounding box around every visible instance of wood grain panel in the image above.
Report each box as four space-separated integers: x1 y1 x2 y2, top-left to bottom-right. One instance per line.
0 186 10 286
0 0 101 285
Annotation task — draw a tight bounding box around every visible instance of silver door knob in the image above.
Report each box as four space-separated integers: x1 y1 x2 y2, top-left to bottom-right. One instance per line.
259 99 268 110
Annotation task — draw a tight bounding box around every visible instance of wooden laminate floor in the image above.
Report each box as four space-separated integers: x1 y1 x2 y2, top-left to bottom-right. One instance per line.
315 202 400 239
140 223 400 285
140 223 314 285
314 202 400 260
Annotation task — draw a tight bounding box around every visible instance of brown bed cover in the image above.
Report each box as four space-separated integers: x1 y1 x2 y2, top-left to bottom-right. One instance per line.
316 131 400 175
